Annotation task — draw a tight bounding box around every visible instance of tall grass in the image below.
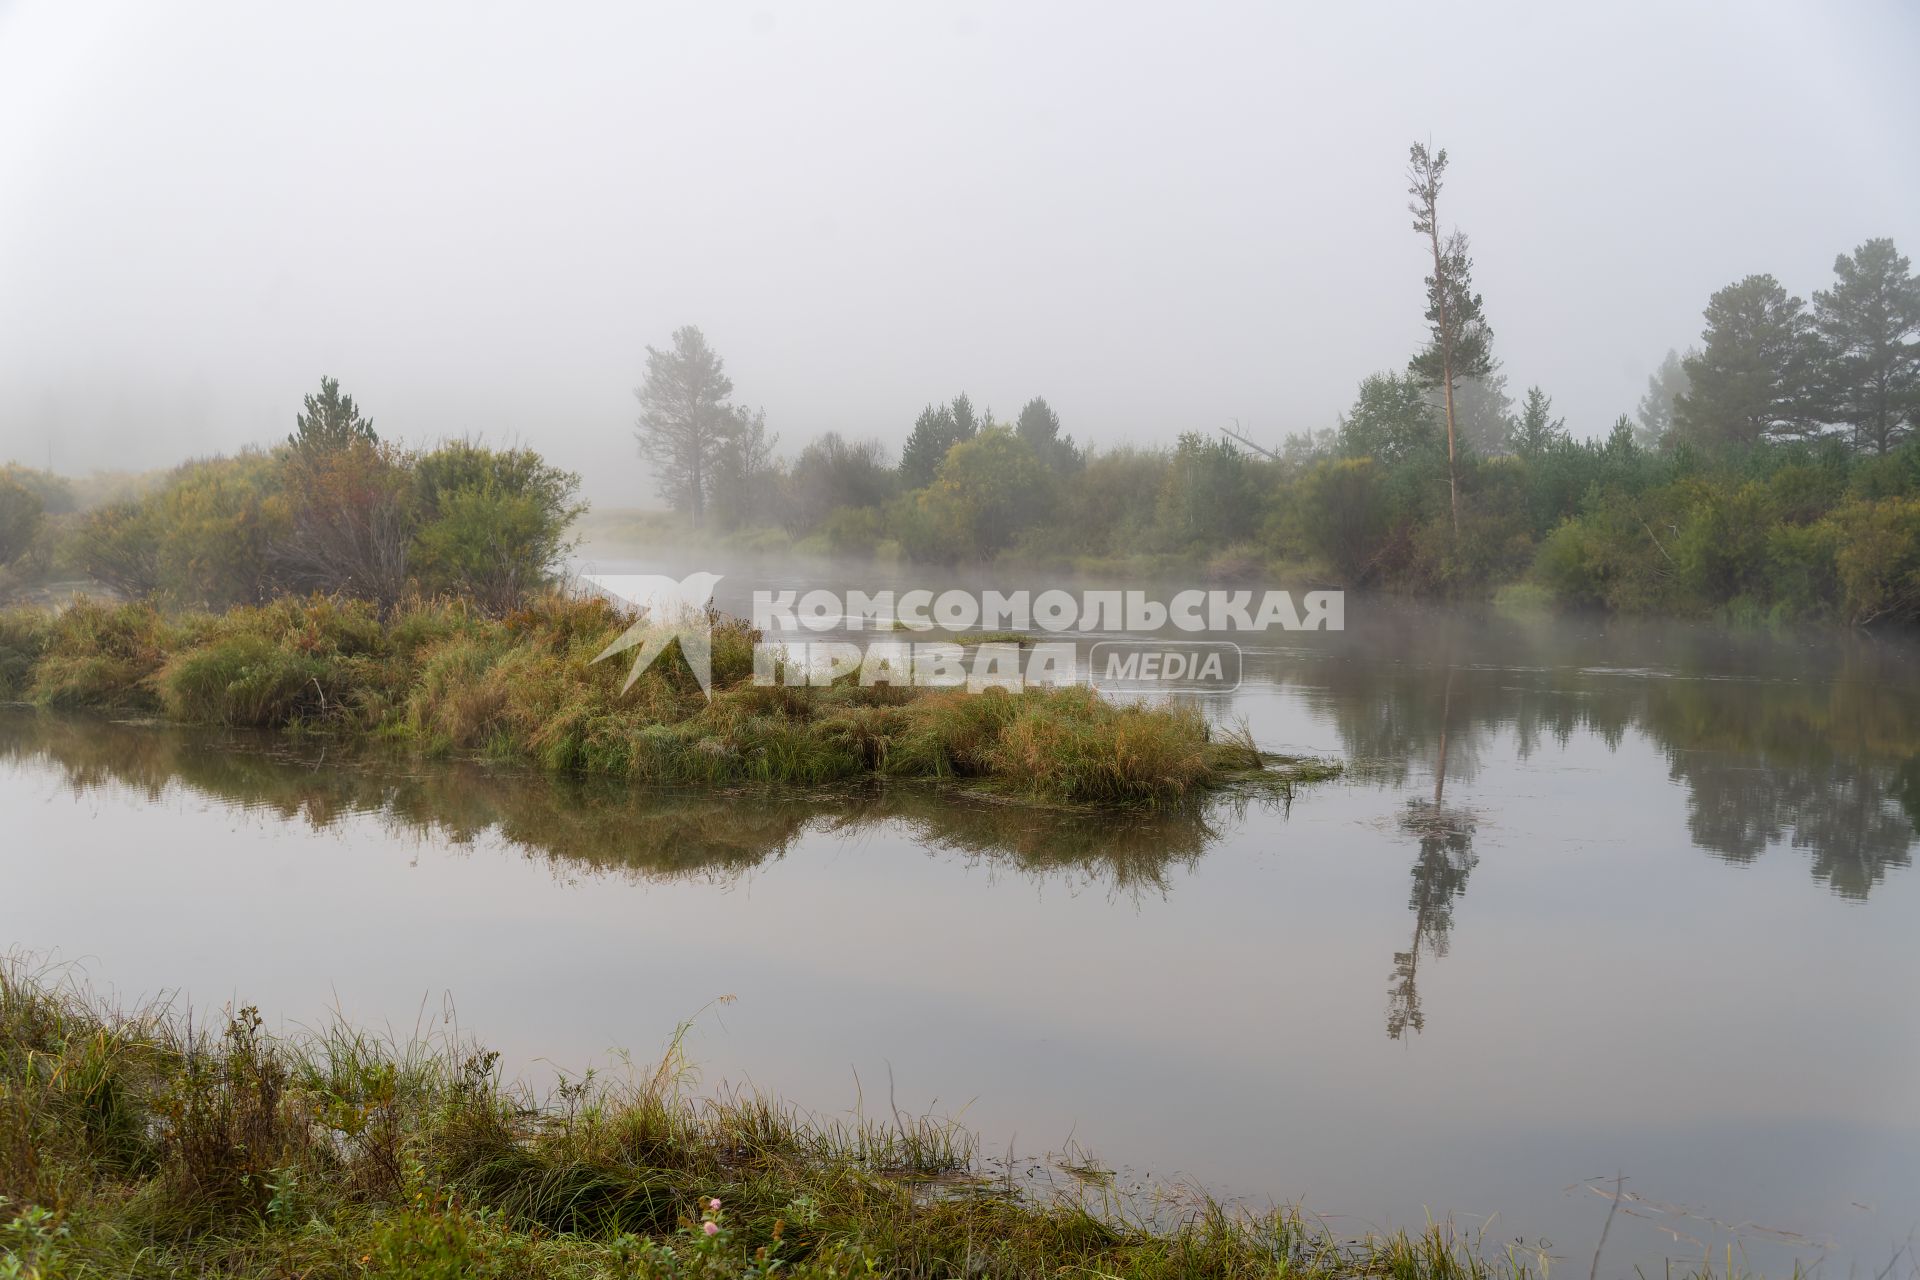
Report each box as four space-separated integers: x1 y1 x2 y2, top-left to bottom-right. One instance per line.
0 595 1332 806
0 964 1778 1280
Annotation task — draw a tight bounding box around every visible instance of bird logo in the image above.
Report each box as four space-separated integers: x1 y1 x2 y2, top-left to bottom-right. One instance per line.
582 572 725 698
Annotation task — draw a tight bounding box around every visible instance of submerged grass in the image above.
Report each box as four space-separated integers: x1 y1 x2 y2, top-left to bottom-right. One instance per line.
0 596 1336 806
0 964 1754 1280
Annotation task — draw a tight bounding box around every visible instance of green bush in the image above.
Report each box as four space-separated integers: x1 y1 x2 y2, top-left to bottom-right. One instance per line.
819 504 883 558
1152 432 1261 552
1296 458 1395 584
0 473 45 578
1828 496 1920 625
410 441 585 611
64 438 582 615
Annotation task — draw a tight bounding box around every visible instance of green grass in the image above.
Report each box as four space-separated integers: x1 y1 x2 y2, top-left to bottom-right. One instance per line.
0 964 1748 1280
0 596 1336 807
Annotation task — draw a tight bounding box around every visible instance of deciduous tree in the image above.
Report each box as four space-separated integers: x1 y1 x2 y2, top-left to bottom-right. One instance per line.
1337 372 1438 465
785 432 894 533
272 440 412 610
709 407 781 531
634 325 739 528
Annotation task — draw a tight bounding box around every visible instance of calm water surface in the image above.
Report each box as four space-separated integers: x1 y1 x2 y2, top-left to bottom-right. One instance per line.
5 569 1918 1273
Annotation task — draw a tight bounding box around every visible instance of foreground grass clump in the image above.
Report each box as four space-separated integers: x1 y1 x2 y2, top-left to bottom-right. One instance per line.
0 596 1333 806
0 966 1592 1280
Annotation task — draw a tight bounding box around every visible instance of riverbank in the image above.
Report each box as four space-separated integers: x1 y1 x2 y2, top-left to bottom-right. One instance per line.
0 596 1335 807
0 964 1623 1280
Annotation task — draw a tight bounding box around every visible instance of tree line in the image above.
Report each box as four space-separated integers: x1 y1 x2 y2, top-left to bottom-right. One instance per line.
626 142 1920 626
3 139 1913 626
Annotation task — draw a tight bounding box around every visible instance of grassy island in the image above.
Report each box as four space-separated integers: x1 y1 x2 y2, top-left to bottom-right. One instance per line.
0 596 1334 808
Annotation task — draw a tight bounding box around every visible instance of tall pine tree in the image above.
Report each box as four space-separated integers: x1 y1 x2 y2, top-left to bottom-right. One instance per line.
1634 350 1691 449
1406 142 1494 535
1674 276 1819 449
1813 238 1920 455
1015 396 1082 472
898 394 981 487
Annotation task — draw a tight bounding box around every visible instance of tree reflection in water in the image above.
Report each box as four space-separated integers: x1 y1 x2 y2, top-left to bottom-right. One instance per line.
0 710 1227 896
1386 666 1478 1040
7 605 1919 1045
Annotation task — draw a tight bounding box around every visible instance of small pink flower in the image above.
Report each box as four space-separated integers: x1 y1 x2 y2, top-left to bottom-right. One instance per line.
703 1220 720 1237
709 1197 722 1211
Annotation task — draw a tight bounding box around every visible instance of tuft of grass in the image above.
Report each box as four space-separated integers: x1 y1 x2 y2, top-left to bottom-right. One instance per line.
0 963 1752 1280
0 609 51 699
11 600 174 710
156 634 330 726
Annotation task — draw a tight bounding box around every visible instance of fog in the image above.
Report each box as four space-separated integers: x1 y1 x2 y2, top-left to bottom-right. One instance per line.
2 0 1915 504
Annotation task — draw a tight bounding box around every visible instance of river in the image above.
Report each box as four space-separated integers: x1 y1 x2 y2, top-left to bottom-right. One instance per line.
5 559 1917 1274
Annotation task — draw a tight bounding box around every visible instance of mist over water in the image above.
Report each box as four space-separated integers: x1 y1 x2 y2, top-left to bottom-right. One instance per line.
6 573 1917 1272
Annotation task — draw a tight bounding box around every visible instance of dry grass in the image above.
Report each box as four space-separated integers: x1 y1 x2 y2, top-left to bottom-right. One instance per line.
0 594 1333 807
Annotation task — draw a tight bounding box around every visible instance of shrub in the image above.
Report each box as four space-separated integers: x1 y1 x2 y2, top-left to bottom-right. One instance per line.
819 504 883 558
1827 496 1920 625
271 440 413 611
1297 458 1394 583
410 441 585 612
64 430 583 615
0 473 44 576
1153 432 1261 551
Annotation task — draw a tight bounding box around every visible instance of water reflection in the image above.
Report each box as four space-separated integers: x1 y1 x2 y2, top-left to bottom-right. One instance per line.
0 711 1225 894
1260 608 1920 904
5 603 1919 1051
1234 613 1920 1038
1386 666 1479 1041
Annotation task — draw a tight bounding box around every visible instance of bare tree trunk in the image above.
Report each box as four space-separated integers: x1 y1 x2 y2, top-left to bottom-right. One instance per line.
1428 220 1461 539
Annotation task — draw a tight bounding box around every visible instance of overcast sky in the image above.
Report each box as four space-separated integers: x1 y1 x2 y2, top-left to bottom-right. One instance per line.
2 0 1916 504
